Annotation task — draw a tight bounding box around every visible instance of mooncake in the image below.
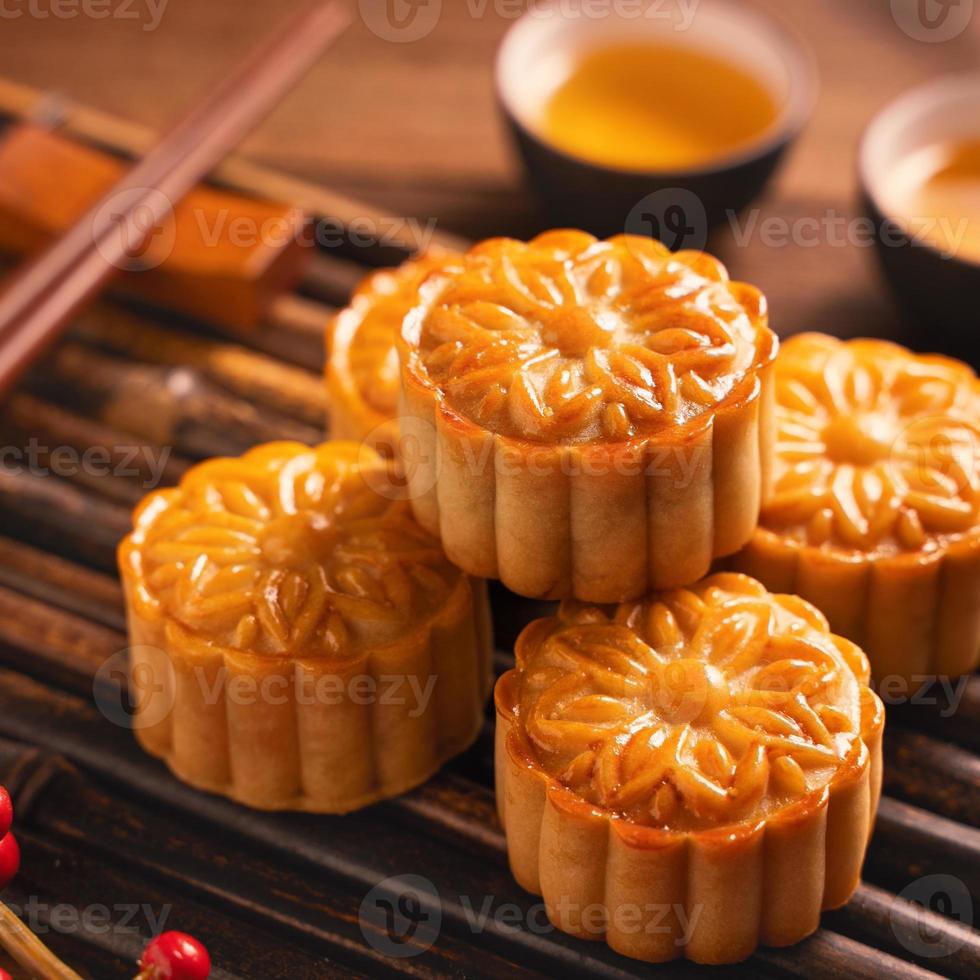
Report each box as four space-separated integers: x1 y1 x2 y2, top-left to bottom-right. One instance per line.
495 572 883 964
327 251 460 453
119 441 492 813
397 230 777 601
735 333 979 682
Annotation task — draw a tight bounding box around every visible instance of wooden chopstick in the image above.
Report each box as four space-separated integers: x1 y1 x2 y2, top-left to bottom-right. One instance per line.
0 1 350 399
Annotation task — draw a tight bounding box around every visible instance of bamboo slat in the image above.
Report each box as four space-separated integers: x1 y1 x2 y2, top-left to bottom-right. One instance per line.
0 90 973 977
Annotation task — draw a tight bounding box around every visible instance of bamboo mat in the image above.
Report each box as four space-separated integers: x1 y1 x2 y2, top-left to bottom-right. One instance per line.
0 113 976 979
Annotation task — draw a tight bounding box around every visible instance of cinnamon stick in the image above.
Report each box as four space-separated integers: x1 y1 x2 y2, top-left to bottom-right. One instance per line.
72 303 328 426
35 343 323 456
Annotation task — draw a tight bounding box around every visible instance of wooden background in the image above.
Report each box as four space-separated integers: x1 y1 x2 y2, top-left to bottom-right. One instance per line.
0 0 978 338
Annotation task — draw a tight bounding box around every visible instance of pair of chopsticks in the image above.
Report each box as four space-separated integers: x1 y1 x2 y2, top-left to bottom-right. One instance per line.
0 1 350 399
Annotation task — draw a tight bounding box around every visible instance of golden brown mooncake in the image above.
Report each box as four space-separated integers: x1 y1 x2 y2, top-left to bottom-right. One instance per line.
119 441 492 813
327 251 461 453
396 230 778 602
734 333 980 683
495 572 884 965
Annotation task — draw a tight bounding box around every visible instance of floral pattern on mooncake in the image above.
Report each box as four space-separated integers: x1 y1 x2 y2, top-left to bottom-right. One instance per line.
736 334 980 682
406 230 770 444
517 574 863 830
495 572 883 965
766 333 978 554
130 442 454 654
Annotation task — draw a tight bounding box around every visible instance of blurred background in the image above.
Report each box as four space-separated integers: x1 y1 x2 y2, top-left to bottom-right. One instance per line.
1 0 978 340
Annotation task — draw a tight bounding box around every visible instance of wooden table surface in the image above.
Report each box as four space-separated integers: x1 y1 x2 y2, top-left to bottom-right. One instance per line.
1 0 978 339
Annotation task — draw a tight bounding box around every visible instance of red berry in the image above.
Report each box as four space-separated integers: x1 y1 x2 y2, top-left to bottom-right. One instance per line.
139 932 210 980
0 969 11 980
0 786 11 839
0 832 19 890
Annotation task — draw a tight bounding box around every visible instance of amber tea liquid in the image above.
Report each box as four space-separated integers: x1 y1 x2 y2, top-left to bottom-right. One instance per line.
540 42 780 172
884 139 980 262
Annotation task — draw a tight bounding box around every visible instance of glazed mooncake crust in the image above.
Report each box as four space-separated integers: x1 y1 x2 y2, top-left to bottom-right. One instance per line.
119 441 492 813
735 333 980 682
327 251 460 453
495 572 883 965
397 230 778 602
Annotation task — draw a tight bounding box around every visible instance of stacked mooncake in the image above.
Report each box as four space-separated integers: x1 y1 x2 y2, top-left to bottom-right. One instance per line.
122 230 979 965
